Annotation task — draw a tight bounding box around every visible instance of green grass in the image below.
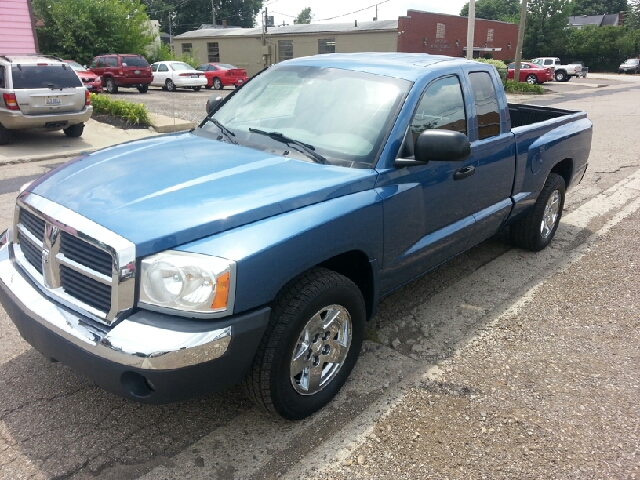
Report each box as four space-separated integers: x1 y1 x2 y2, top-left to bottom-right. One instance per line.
504 80 545 94
90 93 151 125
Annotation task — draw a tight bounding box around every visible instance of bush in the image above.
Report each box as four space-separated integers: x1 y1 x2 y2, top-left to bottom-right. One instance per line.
504 80 544 94
90 93 151 125
473 58 508 83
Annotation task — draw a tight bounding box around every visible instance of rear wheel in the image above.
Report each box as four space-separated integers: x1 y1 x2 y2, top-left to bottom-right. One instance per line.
554 70 566 82
165 79 176 92
63 123 84 138
137 85 148 93
213 77 222 90
245 267 365 420
105 78 118 94
526 74 538 85
511 173 565 252
0 124 12 145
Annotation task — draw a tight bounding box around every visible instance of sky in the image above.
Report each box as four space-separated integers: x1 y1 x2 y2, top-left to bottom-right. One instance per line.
259 0 470 27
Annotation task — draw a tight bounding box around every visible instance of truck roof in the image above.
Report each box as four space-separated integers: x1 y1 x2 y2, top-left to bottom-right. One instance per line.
282 52 488 82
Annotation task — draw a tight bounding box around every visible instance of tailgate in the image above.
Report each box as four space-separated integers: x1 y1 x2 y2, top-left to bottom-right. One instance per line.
228 68 247 78
122 66 152 81
14 88 86 115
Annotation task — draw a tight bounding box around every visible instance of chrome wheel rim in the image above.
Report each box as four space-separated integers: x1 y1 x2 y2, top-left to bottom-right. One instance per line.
290 304 352 396
214 79 221 89
540 190 560 239
527 75 536 85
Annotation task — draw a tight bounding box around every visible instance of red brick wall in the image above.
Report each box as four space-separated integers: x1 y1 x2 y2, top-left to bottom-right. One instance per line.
397 10 518 61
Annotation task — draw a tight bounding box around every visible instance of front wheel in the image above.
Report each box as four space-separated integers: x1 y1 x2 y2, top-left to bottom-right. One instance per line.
165 79 176 92
105 78 118 94
510 173 565 252
245 268 365 420
212 77 222 90
526 74 538 85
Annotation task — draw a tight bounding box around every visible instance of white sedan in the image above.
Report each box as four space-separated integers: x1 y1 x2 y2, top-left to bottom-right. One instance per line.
150 61 207 92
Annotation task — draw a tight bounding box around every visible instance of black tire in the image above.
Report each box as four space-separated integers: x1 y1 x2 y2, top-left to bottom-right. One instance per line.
213 77 222 90
193 86 201 92
510 173 565 252
526 74 538 85
165 79 176 92
63 123 84 138
245 267 366 420
137 85 148 93
205 85 212 90
0 124 11 145
105 78 118 94
554 70 566 82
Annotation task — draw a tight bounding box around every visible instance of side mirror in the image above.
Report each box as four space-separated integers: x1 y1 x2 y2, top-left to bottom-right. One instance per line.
206 95 224 115
408 130 471 164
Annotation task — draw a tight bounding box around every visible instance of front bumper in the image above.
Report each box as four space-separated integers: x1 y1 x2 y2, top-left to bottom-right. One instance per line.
0 242 270 403
0 106 93 130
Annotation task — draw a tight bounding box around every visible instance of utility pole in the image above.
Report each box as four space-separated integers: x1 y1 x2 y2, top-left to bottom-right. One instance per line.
466 0 476 59
211 0 216 26
514 0 528 82
169 12 174 53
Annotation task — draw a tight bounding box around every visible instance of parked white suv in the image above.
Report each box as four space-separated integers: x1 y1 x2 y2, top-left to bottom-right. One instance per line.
530 57 584 82
0 54 93 145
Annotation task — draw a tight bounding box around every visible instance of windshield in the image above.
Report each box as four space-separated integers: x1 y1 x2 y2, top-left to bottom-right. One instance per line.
216 64 237 69
170 62 194 71
624 59 639 64
204 65 410 167
65 62 85 71
11 65 82 89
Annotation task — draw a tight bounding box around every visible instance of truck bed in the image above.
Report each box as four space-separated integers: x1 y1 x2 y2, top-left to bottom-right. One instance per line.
508 103 578 128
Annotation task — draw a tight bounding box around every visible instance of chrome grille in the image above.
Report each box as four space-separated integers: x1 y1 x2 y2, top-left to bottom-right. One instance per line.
12 193 136 325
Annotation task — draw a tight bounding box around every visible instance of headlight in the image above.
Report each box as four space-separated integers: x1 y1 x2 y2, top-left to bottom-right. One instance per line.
95 76 101 83
139 251 236 317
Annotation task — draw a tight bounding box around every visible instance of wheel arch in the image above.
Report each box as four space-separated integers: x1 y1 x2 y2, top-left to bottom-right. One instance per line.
550 158 573 188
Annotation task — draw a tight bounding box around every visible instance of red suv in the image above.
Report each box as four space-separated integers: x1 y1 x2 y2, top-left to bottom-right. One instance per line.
87 54 152 93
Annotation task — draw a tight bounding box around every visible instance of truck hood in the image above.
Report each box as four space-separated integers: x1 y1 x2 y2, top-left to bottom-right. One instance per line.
29 131 377 256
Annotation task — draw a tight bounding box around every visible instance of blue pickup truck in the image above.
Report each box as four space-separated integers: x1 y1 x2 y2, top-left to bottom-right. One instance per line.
0 53 592 419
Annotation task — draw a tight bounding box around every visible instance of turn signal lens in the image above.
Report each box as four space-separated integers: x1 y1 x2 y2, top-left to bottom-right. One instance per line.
212 272 230 309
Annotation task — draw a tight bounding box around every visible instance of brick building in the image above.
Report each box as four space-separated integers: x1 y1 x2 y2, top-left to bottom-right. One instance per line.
398 10 518 61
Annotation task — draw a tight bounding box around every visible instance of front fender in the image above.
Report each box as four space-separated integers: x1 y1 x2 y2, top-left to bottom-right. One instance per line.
175 190 384 315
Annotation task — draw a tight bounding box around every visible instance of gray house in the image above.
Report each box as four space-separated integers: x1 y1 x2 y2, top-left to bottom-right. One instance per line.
567 12 624 27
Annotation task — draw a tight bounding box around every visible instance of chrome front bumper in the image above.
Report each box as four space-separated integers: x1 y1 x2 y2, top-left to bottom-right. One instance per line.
0 240 230 370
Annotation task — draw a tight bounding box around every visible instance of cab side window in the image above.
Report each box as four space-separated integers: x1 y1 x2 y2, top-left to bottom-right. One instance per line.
0 67 5 88
107 57 118 67
468 71 501 140
411 76 466 139
96 58 105 68
158 64 169 72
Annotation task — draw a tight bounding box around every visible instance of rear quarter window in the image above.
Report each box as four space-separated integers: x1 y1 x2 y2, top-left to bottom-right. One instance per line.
11 65 82 89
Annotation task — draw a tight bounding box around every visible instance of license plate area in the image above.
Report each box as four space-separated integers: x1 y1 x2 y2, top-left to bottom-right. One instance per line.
191 75 199 78
45 96 61 106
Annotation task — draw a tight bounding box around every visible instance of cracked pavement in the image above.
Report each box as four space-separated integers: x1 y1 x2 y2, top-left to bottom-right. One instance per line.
1 75 639 480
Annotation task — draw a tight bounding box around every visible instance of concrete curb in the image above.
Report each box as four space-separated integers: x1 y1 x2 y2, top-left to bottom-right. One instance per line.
148 112 196 133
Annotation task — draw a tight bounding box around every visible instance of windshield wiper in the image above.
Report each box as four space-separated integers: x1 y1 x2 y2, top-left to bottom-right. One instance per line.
205 118 237 144
249 128 327 164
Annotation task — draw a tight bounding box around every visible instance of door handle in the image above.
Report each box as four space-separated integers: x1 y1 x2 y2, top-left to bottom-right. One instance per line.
453 165 475 180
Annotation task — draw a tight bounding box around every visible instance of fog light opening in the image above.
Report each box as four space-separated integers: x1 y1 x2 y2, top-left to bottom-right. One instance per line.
121 371 156 398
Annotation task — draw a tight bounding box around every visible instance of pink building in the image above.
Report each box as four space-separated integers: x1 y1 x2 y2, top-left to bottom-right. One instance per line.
0 0 38 54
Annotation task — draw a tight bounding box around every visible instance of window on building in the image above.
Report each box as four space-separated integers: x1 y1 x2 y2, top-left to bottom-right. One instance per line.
318 38 336 54
436 23 445 39
468 72 500 140
410 75 466 143
182 43 192 55
278 40 293 61
487 28 494 43
208 42 220 62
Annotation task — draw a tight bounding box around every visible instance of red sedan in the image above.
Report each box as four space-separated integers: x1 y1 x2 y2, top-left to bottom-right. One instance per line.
64 60 103 93
196 63 248 90
506 62 554 84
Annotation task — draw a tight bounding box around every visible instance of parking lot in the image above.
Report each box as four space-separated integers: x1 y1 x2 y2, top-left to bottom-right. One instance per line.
0 75 639 479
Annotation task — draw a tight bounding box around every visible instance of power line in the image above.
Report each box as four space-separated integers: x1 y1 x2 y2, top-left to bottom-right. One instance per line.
316 0 391 21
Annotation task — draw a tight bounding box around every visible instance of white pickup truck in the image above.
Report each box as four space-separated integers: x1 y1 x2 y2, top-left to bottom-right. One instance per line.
531 57 585 82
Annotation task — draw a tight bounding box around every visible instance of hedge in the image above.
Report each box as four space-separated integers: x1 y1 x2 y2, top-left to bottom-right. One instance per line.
90 93 151 125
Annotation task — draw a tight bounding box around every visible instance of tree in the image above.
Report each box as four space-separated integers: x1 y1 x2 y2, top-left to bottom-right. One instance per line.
460 0 521 21
626 0 640 28
32 0 153 64
293 7 313 24
564 25 638 70
522 0 572 58
571 0 627 15
140 0 263 35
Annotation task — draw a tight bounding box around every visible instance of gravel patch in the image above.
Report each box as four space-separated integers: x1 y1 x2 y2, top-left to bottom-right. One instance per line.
313 208 640 479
